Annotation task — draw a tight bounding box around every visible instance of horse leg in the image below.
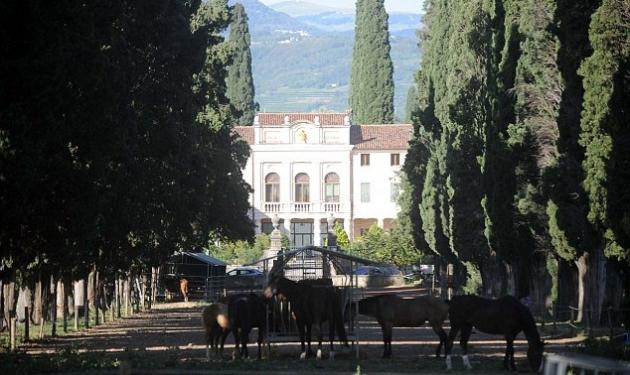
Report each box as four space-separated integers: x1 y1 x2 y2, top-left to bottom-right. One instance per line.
205 329 212 360
241 328 250 359
459 324 473 370
257 326 264 360
329 312 336 361
232 328 241 360
316 321 323 360
219 329 228 358
445 324 460 370
504 334 515 371
431 322 448 358
297 321 307 360
380 322 393 358
306 323 313 357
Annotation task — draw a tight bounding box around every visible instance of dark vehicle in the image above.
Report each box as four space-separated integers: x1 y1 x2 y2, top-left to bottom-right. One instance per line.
226 267 263 277
225 267 265 290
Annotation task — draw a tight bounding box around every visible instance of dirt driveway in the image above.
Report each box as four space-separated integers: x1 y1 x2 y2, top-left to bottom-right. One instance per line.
20 299 579 374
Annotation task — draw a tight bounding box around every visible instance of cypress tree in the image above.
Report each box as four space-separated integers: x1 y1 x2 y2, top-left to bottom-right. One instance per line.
579 0 630 262
349 0 394 124
404 85 418 123
226 3 257 126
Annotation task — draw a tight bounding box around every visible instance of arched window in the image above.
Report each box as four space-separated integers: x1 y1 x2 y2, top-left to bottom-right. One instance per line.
324 172 340 202
265 173 280 202
294 173 310 202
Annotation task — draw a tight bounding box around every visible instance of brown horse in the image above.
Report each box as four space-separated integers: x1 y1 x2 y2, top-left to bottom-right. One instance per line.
228 293 267 359
201 303 230 360
357 294 449 358
180 278 189 302
445 295 545 372
264 275 348 360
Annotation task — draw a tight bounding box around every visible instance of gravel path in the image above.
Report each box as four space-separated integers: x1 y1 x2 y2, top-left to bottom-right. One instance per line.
22 298 579 373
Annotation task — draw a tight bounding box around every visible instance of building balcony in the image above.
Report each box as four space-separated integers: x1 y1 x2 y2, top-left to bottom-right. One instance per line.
262 201 346 214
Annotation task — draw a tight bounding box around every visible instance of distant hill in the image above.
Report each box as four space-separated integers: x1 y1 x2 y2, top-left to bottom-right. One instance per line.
270 1 352 17
231 0 422 118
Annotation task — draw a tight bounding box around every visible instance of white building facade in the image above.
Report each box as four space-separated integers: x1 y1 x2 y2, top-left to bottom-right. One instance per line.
234 112 412 247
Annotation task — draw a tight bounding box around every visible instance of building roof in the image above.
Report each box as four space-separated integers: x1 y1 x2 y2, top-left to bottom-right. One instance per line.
256 112 351 126
350 124 413 150
182 251 227 266
233 126 254 144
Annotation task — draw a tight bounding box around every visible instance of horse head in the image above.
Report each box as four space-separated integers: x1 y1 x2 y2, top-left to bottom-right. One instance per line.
264 273 293 299
527 340 545 372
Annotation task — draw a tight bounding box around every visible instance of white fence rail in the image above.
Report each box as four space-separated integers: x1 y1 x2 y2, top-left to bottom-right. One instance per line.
543 353 630 375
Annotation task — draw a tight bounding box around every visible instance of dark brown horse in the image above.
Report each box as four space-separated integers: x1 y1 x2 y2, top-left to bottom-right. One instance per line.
264 275 348 360
228 293 267 359
357 294 449 358
201 303 230 360
445 295 545 371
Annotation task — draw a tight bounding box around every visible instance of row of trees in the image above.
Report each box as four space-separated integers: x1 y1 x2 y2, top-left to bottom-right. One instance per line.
403 0 629 323
0 0 253 328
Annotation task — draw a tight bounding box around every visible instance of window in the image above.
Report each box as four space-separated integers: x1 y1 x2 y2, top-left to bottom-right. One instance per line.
361 182 370 203
324 172 340 202
291 221 313 247
265 173 280 202
294 173 310 202
390 182 400 202
360 153 370 166
390 153 400 166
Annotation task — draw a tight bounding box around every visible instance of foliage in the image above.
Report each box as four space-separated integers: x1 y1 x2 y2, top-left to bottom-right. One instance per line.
0 0 253 289
333 222 351 249
349 0 395 124
347 224 420 266
402 0 628 316
226 3 258 125
579 0 630 262
207 234 269 264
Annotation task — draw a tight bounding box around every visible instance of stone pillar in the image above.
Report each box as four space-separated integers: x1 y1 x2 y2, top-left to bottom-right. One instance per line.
262 214 282 260
326 213 337 250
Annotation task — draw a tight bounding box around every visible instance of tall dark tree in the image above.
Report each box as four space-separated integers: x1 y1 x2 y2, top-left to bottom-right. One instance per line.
349 0 395 124
226 2 257 125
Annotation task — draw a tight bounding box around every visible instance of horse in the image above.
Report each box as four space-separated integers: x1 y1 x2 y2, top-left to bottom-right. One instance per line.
264 275 348 360
357 294 449 358
180 278 189 302
445 295 545 372
227 293 267 359
201 303 230 360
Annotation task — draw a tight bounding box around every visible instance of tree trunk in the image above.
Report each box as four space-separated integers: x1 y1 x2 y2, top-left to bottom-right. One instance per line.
0 280 4 332
83 276 89 329
50 275 57 337
590 247 607 325
503 261 516 297
32 280 42 324
575 252 589 323
94 268 99 326
556 259 577 321
529 253 553 318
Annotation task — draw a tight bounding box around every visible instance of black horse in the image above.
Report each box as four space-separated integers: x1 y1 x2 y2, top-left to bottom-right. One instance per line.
445 295 545 372
227 293 267 359
358 294 449 358
264 275 348 360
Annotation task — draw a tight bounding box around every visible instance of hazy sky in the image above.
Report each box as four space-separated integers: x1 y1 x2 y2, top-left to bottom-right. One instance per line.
261 0 424 14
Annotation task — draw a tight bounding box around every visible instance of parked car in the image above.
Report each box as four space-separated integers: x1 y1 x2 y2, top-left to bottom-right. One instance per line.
353 266 385 276
226 267 263 277
224 266 265 289
353 265 402 276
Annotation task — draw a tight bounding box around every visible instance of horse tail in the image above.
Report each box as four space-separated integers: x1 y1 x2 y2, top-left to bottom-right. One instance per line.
333 290 348 346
